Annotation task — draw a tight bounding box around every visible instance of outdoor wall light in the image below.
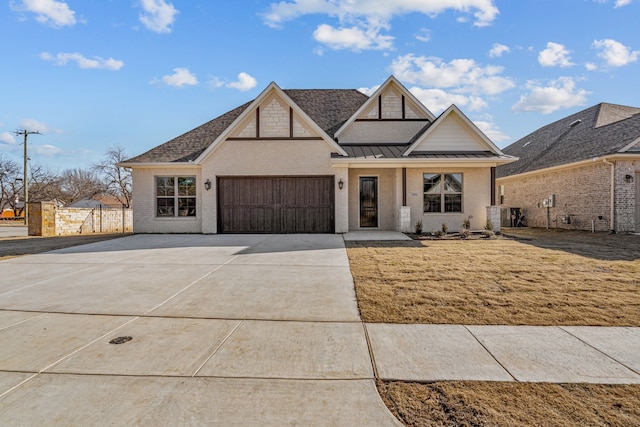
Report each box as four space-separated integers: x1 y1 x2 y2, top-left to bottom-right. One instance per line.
338 179 344 190
204 179 212 191
624 174 634 183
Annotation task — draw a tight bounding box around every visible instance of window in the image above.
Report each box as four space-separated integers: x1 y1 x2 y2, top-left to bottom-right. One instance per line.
156 176 196 217
423 173 462 213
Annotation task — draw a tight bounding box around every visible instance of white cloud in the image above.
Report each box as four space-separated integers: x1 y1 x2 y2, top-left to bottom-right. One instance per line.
593 38 639 67
391 54 515 96
474 120 510 143
40 52 124 70
585 62 598 71
488 43 509 58
32 144 63 156
156 68 198 88
19 118 62 134
593 0 634 7
0 132 16 145
138 0 178 33
415 28 431 43
409 87 487 114
263 0 499 28
12 0 76 28
226 73 257 92
357 85 380 96
538 42 574 67
512 77 589 114
313 22 393 51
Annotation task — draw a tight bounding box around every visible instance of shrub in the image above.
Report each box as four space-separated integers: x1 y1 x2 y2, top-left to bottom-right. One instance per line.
462 217 471 230
482 229 495 238
441 223 448 234
485 219 494 231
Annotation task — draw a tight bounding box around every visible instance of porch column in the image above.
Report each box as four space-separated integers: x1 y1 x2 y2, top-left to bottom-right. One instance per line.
334 166 349 233
491 167 496 205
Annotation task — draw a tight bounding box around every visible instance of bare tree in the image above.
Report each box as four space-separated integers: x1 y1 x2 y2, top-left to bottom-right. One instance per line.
28 164 64 203
92 145 132 208
0 154 21 213
58 168 107 205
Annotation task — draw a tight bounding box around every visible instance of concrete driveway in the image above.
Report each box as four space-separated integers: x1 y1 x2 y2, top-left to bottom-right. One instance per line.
0 234 400 426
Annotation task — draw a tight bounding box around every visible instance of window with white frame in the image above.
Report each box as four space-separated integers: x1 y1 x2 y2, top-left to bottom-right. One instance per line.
423 173 463 213
156 176 196 217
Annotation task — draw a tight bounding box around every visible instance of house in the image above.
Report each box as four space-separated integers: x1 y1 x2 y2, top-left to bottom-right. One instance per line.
123 76 516 234
496 103 640 233
69 194 126 209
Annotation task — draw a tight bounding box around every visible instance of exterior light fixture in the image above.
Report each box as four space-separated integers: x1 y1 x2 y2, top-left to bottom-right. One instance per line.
624 174 634 183
204 179 212 191
338 179 344 190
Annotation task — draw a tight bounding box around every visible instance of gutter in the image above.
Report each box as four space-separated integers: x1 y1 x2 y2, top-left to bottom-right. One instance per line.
602 158 615 232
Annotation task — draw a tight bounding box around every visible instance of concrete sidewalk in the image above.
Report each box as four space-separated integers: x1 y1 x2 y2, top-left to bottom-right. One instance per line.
0 234 400 426
1 233 638 425
367 324 640 384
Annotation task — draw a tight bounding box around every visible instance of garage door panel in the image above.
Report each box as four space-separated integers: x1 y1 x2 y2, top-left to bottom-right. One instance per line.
218 177 334 233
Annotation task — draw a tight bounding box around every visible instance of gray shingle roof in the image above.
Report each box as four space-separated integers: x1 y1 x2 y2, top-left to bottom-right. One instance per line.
497 103 640 178
124 89 369 164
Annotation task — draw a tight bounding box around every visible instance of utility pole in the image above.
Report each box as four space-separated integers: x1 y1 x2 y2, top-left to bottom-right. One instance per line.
15 129 40 227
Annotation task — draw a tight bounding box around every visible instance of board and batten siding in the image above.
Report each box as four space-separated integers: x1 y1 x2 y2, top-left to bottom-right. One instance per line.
339 121 428 144
413 114 487 152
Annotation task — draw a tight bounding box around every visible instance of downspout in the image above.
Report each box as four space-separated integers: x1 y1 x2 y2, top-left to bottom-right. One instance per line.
603 158 615 232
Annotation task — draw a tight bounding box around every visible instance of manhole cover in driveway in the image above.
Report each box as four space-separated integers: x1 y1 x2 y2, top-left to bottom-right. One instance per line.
109 336 133 345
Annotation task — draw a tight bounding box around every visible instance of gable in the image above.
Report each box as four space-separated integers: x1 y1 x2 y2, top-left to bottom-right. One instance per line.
229 92 317 139
411 113 491 152
336 76 434 144
357 84 430 121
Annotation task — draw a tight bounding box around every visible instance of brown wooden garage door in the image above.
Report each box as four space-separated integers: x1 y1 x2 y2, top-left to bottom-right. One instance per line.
217 176 335 233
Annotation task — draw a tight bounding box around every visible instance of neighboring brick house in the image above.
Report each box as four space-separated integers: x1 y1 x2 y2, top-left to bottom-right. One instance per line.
123 76 516 234
496 103 640 233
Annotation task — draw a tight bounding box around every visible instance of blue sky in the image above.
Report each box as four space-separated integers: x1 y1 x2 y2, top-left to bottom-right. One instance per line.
1 0 638 171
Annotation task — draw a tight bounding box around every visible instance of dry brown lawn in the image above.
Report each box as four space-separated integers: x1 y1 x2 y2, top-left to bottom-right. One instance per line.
378 381 640 427
346 229 640 326
348 229 640 426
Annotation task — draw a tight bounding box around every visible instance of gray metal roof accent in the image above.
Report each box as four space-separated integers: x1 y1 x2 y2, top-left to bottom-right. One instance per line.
124 89 369 164
497 103 640 178
337 145 496 159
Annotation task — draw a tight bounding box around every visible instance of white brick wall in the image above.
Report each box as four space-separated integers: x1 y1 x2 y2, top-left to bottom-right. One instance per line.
348 169 396 230
200 140 340 234
132 167 202 233
407 167 491 232
261 97 290 137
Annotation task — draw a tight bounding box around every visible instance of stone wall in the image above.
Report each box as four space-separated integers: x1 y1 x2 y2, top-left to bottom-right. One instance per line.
28 202 132 236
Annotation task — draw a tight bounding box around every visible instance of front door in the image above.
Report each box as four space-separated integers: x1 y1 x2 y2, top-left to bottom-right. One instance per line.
359 176 378 228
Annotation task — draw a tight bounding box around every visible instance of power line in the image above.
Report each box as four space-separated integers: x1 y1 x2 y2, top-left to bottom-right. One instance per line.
14 129 41 227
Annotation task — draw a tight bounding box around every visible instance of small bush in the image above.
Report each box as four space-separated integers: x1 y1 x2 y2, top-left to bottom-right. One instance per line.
462 217 471 230
485 220 494 231
433 230 444 238
441 223 448 234
482 229 495 238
